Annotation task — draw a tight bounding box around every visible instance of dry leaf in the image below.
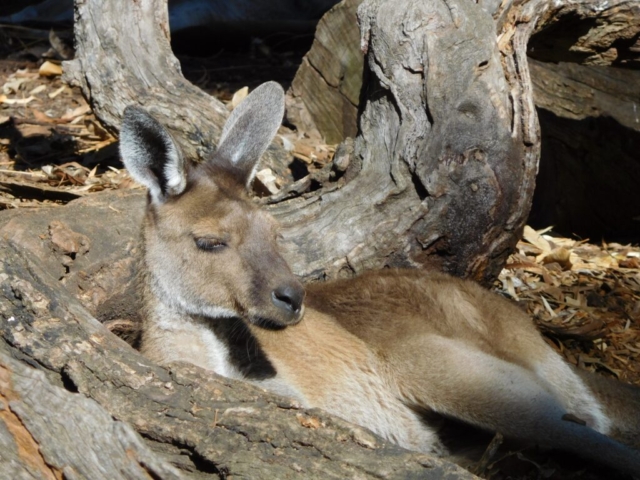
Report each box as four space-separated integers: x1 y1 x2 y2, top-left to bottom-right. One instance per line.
296 413 321 429
39 61 63 77
15 124 52 138
541 247 572 270
620 257 640 269
255 168 280 194
522 225 551 253
2 77 29 94
29 85 47 95
498 225 640 386
0 94 36 105
31 109 56 123
279 134 295 151
61 104 92 121
48 86 66 99
230 86 249 110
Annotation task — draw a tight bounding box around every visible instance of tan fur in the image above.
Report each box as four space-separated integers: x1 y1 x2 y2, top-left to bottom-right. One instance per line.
120 86 640 475
305 271 612 432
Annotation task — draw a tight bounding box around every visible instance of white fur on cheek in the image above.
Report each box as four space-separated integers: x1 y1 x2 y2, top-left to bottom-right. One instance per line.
148 259 239 320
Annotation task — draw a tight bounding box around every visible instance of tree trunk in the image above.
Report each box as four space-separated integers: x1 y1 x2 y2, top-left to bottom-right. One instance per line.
63 0 545 284
65 0 636 283
288 0 640 241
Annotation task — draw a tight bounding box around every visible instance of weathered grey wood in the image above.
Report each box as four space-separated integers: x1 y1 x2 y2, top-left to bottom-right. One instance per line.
62 0 292 177
279 0 534 283
530 59 640 132
63 0 531 284
525 0 640 68
0 192 475 479
63 0 221 161
350 0 529 282
0 190 145 327
0 349 183 480
526 59 640 238
288 0 640 143
281 0 639 281
3 1 637 477
285 0 364 143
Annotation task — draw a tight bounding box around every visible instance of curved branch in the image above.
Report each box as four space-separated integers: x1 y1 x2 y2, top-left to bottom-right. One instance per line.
60 1 640 284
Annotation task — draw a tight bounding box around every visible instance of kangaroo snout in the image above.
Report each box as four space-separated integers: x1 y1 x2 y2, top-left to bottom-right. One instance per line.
271 282 305 321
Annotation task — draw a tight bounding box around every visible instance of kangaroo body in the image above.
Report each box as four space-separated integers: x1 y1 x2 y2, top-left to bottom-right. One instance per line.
121 82 640 475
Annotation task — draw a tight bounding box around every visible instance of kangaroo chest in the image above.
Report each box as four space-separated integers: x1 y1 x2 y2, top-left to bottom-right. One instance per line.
148 309 444 454
247 311 445 455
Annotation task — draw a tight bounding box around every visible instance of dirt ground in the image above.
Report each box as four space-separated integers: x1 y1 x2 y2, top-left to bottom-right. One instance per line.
1 25 639 480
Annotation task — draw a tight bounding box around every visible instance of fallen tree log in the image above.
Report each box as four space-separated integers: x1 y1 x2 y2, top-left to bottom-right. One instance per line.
63 0 639 282
527 60 640 239
285 0 363 144
0 190 474 479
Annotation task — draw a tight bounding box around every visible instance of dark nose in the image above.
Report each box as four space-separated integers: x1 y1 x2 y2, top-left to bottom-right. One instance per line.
271 282 305 315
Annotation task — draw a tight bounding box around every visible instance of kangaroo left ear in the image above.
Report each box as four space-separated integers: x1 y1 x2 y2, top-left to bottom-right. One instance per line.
214 81 285 187
119 106 187 204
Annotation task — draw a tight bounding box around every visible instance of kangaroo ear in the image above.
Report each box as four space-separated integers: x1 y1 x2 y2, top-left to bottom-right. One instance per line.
215 81 285 186
119 106 187 203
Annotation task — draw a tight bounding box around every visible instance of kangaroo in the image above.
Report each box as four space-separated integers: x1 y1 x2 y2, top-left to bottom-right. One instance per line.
120 82 640 476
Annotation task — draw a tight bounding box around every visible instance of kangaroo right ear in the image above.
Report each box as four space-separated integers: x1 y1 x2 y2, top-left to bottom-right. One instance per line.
214 81 285 187
119 106 187 203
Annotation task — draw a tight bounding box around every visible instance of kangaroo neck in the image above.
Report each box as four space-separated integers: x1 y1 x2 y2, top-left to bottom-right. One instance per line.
204 315 277 381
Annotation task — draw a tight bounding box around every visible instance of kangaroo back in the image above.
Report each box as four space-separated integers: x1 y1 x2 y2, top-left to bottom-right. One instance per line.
308 270 640 474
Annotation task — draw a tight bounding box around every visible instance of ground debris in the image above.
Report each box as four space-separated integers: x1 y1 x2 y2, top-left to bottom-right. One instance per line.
0 63 137 209
497 225 640 386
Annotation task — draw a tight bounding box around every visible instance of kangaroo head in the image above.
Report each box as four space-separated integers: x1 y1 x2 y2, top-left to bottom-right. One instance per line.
120 82 304 329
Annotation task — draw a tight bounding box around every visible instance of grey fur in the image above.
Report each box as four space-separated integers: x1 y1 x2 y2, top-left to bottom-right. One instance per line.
215 81 285 185
119 106 186 203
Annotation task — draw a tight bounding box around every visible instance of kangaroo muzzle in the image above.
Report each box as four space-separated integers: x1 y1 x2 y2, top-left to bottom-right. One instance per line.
271 281 305 325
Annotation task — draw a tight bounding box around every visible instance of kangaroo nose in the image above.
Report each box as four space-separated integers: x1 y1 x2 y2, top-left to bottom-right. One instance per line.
272 283 305 315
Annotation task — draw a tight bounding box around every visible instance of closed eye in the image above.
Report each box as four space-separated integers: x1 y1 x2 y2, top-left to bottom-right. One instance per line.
195 237 227 252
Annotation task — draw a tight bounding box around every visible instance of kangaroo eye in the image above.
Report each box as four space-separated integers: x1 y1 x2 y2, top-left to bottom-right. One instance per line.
195 237 227 251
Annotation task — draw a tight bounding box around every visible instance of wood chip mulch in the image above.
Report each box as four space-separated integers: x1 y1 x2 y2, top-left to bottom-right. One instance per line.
497 226 640 386
0 64 139 210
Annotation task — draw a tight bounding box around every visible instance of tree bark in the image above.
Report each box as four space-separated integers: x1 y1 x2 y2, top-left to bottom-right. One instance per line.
0 191 474 479
287 0 640 242
5 1 639 477
285 0 364 144
65 0 638 284
527 60 640 239
62 0 541 284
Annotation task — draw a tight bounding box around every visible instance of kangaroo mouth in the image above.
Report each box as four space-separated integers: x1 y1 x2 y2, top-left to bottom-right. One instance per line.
251 317 289 331
249 304 304 330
